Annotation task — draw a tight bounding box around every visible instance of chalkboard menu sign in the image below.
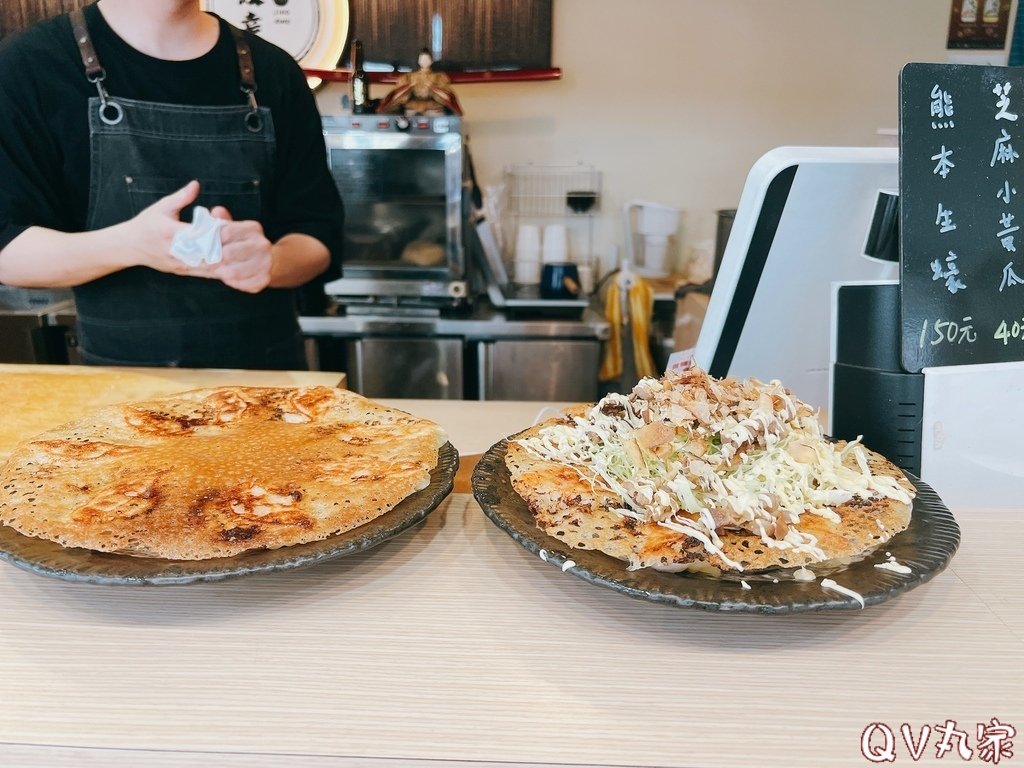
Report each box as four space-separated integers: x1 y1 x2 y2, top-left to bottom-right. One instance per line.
900 62 1024 371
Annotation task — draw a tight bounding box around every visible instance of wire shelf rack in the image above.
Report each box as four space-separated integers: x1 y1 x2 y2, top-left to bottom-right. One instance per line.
504 163 602 218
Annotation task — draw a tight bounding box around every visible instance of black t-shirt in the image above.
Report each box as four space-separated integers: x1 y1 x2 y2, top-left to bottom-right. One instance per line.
0 3 344 282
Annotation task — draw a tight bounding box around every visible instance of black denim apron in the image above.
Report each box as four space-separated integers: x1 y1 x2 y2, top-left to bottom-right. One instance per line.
68 8 306 370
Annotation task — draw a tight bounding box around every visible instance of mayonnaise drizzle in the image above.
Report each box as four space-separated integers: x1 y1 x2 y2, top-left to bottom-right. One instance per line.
820 578 866 608
874 555 912 575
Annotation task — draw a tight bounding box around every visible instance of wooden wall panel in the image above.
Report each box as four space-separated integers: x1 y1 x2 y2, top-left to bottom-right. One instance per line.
0 0 89 41
2 1 553 71
349 0 552 71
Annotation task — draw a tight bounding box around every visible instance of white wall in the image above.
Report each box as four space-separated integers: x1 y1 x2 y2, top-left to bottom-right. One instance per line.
316 0 1012 279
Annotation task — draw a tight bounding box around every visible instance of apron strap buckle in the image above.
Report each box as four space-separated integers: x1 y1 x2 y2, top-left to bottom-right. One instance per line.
87 68 124 126
229 23 262 133
70 9 124 126
241 85 263 133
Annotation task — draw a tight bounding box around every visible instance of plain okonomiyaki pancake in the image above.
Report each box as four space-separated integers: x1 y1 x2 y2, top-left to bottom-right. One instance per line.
0 386 447 560
505 368 915 576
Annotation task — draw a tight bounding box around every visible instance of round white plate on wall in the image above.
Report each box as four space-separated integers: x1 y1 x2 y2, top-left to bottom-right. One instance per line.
202 0 350 88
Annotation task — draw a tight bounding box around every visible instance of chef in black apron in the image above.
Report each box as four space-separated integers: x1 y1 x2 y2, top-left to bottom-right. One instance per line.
0 2 343 370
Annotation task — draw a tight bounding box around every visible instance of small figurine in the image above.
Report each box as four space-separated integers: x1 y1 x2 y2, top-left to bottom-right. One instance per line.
377 48 463 116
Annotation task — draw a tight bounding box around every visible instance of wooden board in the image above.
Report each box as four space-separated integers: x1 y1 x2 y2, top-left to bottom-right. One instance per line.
0 0 88 41
0 364 345 462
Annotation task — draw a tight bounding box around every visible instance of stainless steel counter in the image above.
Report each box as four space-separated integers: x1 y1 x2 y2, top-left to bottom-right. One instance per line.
300 303 610 401
0 287 76 364
299 305 610 341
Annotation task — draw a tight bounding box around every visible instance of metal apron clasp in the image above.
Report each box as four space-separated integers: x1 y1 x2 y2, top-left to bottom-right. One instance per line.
241 85 262 133
88 68 124 126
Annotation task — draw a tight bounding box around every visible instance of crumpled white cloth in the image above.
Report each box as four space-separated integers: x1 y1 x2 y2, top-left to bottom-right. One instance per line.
170 206 227 267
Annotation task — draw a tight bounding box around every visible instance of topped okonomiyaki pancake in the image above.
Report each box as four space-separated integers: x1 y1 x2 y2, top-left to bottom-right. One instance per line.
505 368 914 576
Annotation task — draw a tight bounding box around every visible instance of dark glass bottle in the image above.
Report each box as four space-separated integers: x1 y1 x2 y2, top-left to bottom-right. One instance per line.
350 39 369 114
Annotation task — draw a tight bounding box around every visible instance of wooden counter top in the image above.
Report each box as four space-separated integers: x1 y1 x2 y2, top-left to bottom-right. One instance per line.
0 371 1019 768
0 363 345 461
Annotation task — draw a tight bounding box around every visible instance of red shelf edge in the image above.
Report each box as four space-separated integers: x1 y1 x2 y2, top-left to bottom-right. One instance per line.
303 67 562 84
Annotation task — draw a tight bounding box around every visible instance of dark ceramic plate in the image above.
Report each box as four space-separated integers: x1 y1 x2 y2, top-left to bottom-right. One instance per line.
472 439 959 614
0 443 458 586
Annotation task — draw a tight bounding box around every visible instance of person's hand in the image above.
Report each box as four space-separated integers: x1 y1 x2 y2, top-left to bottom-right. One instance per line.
122 180 203 276
120 184 273 292
208 206 274 293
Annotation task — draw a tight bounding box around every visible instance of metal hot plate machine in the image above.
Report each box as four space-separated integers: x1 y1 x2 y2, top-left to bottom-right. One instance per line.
322 114 468 312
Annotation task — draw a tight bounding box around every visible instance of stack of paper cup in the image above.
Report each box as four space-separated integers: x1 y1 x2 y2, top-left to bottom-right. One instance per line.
576 263 595 295
513 224 541 284
542 224 568 263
